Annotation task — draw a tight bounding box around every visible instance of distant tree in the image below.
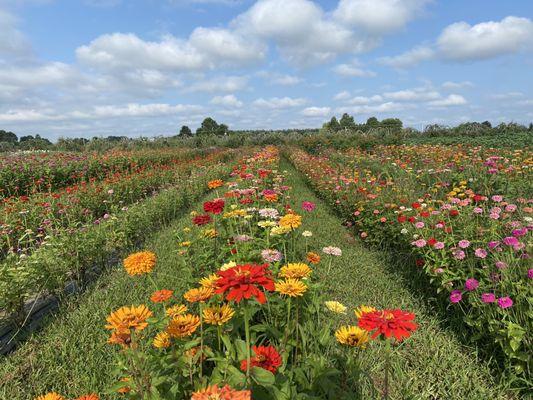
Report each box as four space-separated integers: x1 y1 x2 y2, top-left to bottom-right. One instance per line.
179 125 193 137
19 135 34 142
380 118 403 132
366 117 379 128
481 121 492 129
0 130 17 143
217 123 229 136
196 117 229 136
339 113 356 130
323 116 341 132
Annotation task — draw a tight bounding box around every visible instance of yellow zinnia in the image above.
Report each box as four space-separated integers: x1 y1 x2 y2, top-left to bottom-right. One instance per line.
220 261 236 271
325 301 347 314
278 213 302 230
199 274 219 289
183 286 214 303
153 331 172 348
354 305 377 319
202 228 217 238
335 326 370 348
105 305 152 332
275 278 307 297
202 304 235 326
123 251 156 276
35 393 65 400
279 263 312 279
271 225 291 236
167 314 200 338
166 304 188 318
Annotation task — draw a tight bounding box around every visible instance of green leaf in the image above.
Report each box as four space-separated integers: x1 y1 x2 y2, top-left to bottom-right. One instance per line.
251 366 276 386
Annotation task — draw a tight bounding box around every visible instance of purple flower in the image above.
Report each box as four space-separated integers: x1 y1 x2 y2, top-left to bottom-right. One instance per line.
481 293 495 303
458 240 470 249
474 248 487 259
497 297 513 309
465 278 479 291
450 290 462 303
301 201 316 212
512 228 527 237
502 236 519 247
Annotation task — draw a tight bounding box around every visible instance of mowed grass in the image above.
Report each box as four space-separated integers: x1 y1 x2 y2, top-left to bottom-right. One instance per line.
0 159 519 400
282 159 518 400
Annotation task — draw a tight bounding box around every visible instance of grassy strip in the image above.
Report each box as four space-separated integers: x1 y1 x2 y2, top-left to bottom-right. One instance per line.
282 158 516 399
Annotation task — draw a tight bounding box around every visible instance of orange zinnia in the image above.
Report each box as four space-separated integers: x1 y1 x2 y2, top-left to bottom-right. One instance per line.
150 289 173 303
105 305 152 332
35 394 64 400
183 286 214 303
76 395 99 400
166 314 200 338
207 179 224 189
191 384 251 400
306 251 321 264
123 251 156 276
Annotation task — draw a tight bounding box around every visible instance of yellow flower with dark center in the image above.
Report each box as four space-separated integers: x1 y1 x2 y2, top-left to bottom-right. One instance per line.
354 305 377 319
335 326 370 348
279 263 312 279
203 304 235 326
184 286 214 303
166 304 188 318
278 213 302 230
199 274 219 289
275 278 307 297
123 251 156 276
325 301 347 314
35 393 65 400
105 305 152 332
153 331 172 348
167 314 200 338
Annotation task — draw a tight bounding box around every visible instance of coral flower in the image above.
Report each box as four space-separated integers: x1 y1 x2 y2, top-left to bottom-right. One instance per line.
203 198 225 214
35 393 65 400
166 304 188 318
184 286 214 303
150 289 173 303
275 278 308 297
193 214 212 226
354 305 377 319
191 384 251 400
166 314 201 338
123 251 156 276
199 274 219 289
216 263 275 304
240 345 282 374
76 395 99 400
153 331 172 348
105 305 152 332
358 309 418 342
202 304 235 326
335 326 370 348
279 213 302 230
279 263 312 279
207 179 224 189
325 300 347 314
306 251 321 264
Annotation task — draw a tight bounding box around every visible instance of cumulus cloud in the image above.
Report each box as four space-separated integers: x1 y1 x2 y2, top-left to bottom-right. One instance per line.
428 94 467 107
441 81 474 90
0 9 32 59
383 88 440 101
252 96 307 108
183 75 249 93
209 94 243 107
301 106 331 117
378 46 434 68
332 59 376 77
334 91 351 101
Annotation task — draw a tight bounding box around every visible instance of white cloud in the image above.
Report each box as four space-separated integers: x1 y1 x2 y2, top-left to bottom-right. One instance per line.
490 92 524 100
383 88 440 101
334 91 351 101
252 96 307 108
301 106 331 117
333 0 430 34
0 9 31 59
428 94 467 107
271 74 302 85
437 16 533 61
347 95 383 104
93 103 201 117
378 46 434 68
332 59 376 77
183 75 249 93
441 81 474 90
209 94 243 107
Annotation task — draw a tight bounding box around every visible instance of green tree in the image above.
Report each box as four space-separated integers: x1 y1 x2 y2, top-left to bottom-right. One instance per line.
196 117 219 136
324 116 341 132
380 118 403 132
339 113 356 130
179 125 193 137
366 117 379 128
0 130 17 143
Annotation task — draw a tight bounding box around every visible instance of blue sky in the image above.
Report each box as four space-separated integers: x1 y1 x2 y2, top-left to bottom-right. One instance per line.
1 0 532 140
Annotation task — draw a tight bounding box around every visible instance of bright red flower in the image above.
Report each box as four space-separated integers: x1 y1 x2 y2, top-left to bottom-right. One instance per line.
449 209 459 217
427 238 437 246
240 345 282 373
407 217 416 223
397 215 407 223
358 309 418 342
419 211 430 218
193 214 212 226
203 199 225 215
216 264 274 304
411 202 421 209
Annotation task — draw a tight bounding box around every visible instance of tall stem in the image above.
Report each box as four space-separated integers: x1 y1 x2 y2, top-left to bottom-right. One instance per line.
244 307 251 384
199 302 204 378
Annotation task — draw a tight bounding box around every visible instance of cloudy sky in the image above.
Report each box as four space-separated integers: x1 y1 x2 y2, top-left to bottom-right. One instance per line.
1 0 532 140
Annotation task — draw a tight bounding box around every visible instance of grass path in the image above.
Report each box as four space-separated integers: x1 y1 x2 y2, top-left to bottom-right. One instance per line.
0 158 515 399
282 158 515 399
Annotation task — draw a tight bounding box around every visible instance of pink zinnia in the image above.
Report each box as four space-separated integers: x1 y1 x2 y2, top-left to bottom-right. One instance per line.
450 290 462 303
474 248 487 259
491 195 503 202
481 293 495 303
453 249 465 260
473 207 483 214
301 201 316 212
465 278 479 291
458 240 470 249
528 269 533 279
434 241 445 250
497 297 513 309
502 237 519 247
414 222 425 229
412 239 426 248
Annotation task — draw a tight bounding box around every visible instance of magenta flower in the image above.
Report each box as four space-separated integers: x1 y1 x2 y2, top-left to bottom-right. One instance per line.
497 297 513 309
458 240 470 249
474 248 487 259
301 201 316 212
465 278 479 291
512 228 527 237
481 293 495 303
487 241 500 249
505 204 517 212
450 290 462 303
502 236 519 247
528 269 533 279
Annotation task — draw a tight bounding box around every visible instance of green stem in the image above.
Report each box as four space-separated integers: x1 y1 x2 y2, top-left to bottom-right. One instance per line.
199 302 204 378
244 307 251 384
383 339 391 400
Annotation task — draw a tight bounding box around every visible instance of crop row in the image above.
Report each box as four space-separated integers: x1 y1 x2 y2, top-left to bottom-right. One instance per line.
286 144 532 376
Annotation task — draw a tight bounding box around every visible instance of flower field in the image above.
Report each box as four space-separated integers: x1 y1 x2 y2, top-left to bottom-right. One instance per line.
0 143 530 399
286 144 532 375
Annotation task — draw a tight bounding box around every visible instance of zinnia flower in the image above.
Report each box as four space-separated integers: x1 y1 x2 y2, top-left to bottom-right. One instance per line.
301 201 316 212
261 249 283 263
216 263 275 304
358 309 418 342
450 290 462 303
105 305 152 332
481 293 495 303
166 314 201 338
150 289 173 303
278 213 302 230
207 179 224 189
123 251 156 276
275 278 308 297
464 278 479 291
325 300 347 314
354 305 377 319
240 345 282 374
35 393 65 400
279 263 312 279
335 326 370 348
203 198 225 214
191 384 251 400
193 214 211 226
153 331 172 348
183 286 214 303
306 251 321 264
497 297 513 309
199 274 219 289
166 304 188 318
322 246 342 256
202 304 235 326
76 395 99 400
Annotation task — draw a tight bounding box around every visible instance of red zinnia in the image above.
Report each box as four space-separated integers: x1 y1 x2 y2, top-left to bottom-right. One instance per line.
203 198 225 215
240 345 282 373
411 202 421 209
449 209 459 217
397 215 407 223
358 309 418 342
427 237 437 246
216 264 275 304
193 214 212 226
